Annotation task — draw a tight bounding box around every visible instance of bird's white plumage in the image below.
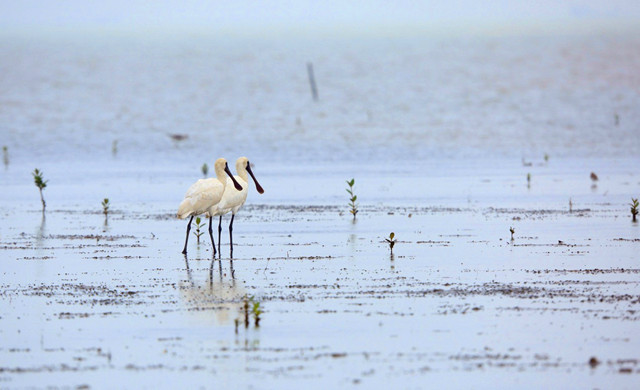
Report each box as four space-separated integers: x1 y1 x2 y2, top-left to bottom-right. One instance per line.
206 157 250 217
177 158 231 219
177 178 224 218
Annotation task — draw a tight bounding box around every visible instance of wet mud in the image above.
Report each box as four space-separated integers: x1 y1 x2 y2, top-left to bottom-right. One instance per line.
1 198 639 388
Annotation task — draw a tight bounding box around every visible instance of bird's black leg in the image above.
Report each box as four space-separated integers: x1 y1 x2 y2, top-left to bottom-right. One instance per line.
182 216 194 254
229 214 235 259
217 215 223 259
208 216 216 258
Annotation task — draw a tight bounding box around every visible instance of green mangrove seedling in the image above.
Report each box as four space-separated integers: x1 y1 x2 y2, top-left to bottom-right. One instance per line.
385 232 397 252
631 198 639 223
192 216 205 244
509 227 515 241
2 146 8 167
32 168 48 212
240 296 263 328
544 153 549 163
201 163 209 177
102 198 110 216
251 298 263 327
112 140 118 156
526 173 531 188
569 197 573 213
346 178 358 219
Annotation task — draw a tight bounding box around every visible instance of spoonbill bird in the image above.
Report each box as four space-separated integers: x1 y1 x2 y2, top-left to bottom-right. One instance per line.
207 157 264 258
177 158 243 255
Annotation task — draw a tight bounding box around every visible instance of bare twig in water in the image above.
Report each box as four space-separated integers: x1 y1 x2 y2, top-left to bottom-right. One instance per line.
307 62 319 101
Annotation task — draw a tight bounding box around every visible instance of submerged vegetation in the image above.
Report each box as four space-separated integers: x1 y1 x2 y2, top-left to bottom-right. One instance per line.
32 168 48 212
201 163 208 177
346 178 358 220
2 146 8 167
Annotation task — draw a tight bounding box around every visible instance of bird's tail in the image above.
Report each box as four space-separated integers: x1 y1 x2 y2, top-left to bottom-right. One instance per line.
176 199 192 219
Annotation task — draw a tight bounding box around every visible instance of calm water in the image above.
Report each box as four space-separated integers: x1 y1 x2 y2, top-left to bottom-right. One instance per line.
1 31 639 167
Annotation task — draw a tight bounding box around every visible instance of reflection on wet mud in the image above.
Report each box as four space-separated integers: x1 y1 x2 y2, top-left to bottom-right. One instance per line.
102 215 109 233
35 213 46 248
181 255 244 326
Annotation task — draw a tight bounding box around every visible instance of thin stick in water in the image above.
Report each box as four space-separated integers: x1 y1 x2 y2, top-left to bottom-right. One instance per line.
307 62 319 101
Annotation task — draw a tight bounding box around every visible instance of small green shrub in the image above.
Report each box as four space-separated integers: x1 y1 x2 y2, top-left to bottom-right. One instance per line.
385 232 397 252
32 168 48 212
102 198 110 216
192 216 205 244
346 178 358 219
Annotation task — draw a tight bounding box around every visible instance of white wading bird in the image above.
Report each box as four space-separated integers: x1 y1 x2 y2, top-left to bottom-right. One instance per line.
177 158 243 255
207 157 264 258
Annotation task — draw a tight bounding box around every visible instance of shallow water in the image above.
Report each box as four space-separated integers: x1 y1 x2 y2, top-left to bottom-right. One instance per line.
1 31 640 388
1 32 640 165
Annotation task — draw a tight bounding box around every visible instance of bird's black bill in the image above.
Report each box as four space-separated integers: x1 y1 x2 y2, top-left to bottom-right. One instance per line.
246 162 264 194
225 163 243 191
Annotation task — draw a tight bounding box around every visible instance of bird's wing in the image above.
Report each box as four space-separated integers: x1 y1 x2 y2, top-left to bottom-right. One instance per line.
177 179 223 218
184 179 214 198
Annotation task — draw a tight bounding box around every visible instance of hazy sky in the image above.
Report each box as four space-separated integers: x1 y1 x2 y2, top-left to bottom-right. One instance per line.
1 0 639 36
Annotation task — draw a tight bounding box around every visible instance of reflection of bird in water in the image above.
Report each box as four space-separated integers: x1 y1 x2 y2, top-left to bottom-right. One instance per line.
180 255 244 326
